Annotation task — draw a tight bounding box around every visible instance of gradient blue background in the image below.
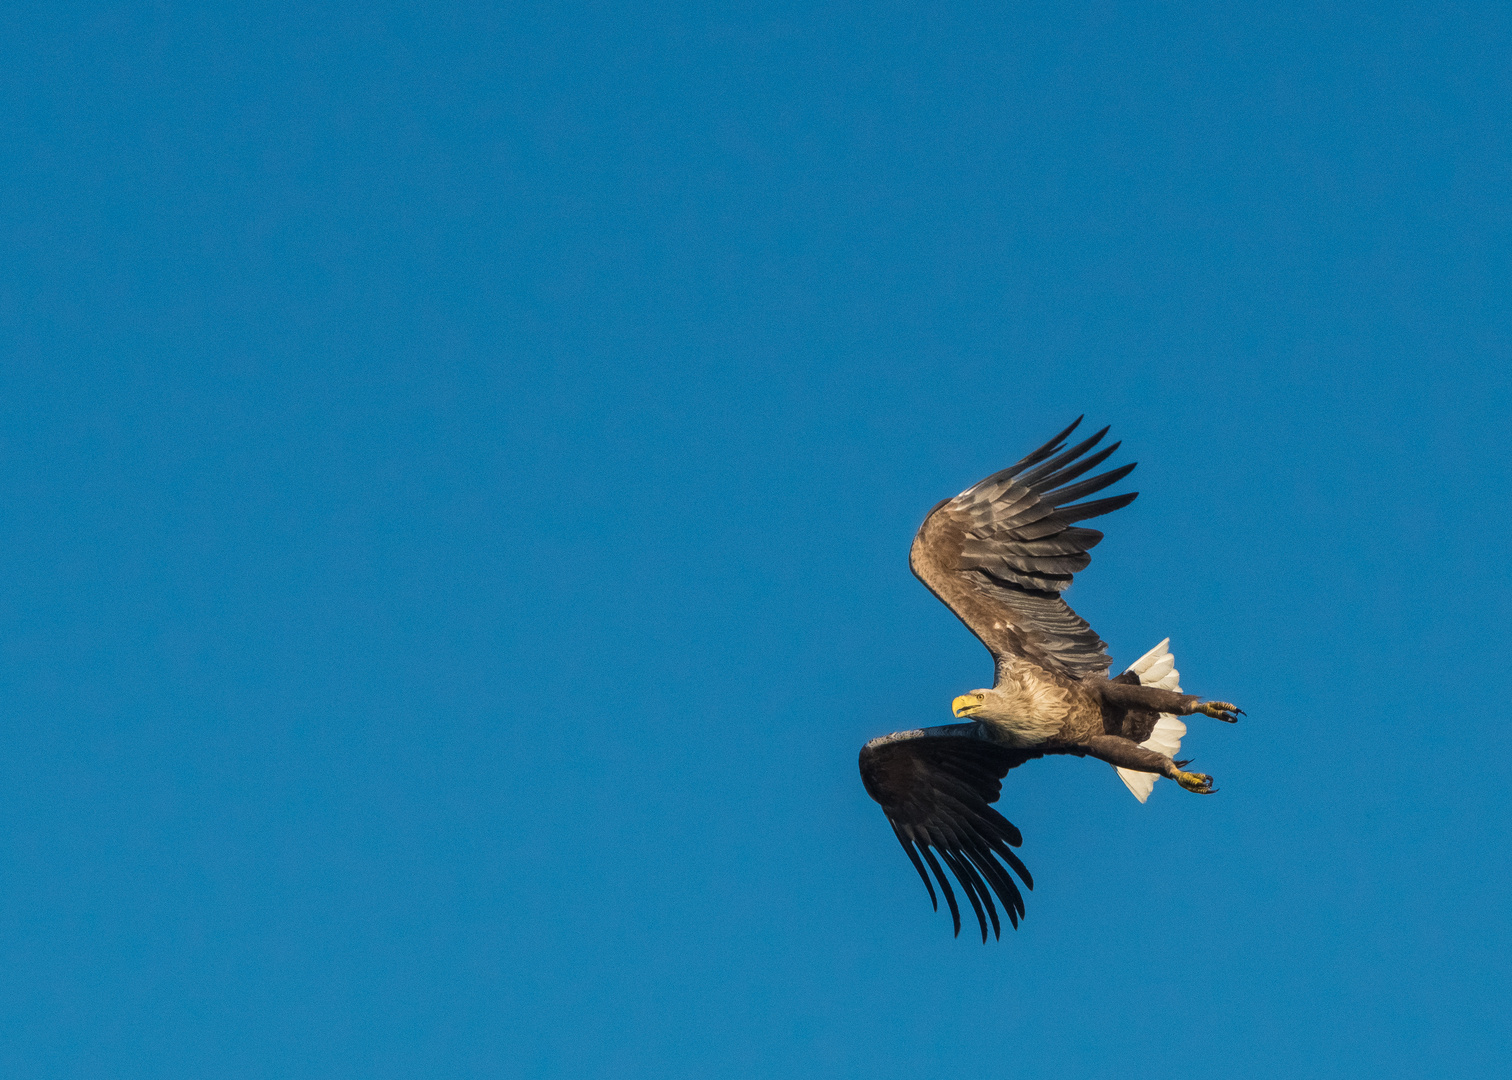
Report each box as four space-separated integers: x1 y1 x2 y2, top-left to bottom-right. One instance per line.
2 2 1509 1077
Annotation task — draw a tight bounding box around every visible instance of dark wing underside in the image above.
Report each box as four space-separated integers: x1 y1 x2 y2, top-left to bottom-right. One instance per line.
859 725 1043 940
910 417 1140 679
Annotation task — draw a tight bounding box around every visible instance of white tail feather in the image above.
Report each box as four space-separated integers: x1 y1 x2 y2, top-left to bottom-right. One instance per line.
1115 638 1186 803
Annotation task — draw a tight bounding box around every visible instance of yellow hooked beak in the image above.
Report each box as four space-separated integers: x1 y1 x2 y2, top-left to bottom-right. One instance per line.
952 694 985 718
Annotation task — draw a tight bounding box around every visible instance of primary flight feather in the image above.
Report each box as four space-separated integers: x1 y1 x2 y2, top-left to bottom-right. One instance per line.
859 418 1243 940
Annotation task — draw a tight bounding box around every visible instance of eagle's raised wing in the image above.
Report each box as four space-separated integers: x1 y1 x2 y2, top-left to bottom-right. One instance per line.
859 725 1044 940
909 417 1139 680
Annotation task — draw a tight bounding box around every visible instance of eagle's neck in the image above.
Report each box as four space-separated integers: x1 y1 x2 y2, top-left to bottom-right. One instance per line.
976 664 1072 747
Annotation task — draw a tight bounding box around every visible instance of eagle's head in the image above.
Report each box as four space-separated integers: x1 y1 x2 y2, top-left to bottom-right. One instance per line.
951 690 991 718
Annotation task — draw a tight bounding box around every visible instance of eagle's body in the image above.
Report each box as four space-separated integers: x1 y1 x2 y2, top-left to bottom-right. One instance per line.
860 419 1243 940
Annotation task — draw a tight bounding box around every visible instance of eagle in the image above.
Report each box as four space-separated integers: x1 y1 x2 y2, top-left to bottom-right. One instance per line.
859 418 1242 941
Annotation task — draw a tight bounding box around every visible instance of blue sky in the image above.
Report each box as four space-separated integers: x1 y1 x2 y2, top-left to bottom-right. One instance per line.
2 2 1510 1077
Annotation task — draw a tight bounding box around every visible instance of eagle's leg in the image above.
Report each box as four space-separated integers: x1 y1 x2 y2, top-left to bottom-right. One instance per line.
1081 735 1217 794
1099 681 1244 723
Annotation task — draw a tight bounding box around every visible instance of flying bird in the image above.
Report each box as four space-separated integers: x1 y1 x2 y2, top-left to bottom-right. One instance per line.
859 418 1242 940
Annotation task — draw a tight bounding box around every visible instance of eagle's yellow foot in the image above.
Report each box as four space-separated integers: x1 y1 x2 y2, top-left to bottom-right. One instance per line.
1197 701 1244 723
1174 770 1217 794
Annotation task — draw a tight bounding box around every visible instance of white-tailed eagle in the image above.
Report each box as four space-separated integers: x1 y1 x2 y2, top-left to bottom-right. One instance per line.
859 418 1242 940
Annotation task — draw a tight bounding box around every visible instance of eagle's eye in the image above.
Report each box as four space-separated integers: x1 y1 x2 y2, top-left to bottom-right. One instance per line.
975 693 985 702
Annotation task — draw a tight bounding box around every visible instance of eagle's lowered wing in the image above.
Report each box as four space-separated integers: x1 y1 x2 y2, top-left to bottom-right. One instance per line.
859 725 1045 940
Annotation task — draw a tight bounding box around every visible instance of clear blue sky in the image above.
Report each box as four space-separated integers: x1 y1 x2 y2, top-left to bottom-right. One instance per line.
2 2 1509 1077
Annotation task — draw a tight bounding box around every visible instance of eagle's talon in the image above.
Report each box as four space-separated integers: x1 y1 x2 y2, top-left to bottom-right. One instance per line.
1175 770 1216 794
1198 701 1242 723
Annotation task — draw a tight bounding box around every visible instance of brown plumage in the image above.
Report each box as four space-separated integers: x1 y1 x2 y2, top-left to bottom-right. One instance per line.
859 418 1243 940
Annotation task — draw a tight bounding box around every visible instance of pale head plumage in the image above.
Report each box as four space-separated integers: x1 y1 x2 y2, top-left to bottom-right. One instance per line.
951 679 1070 746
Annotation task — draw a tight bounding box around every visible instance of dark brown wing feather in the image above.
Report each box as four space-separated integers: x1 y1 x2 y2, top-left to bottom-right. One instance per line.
909 417 1139 679
859 725 1042 941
